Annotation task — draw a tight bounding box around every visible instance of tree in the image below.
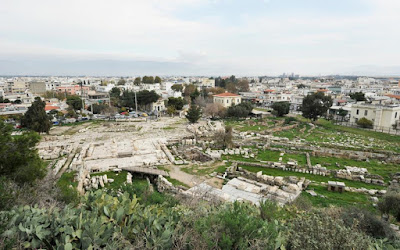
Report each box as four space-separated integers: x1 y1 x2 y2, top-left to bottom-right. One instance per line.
66 95 83 111
225 82 237 93
297 84 307 89
21 97 52 134
110 87 121 98
167 97 185 110
142 76 154 84
185 105 202 123
350 92 366 102
214 126 233 149
154 76 162 83
89 104 108 114
237 80 250 92
205 87 225 96
42 91 65 100
226 102 253 119
171 84 183 92
204 103 226 119
337 108 348 121
271 101 290 117
190 88 200 102
166 106 176 116
301 92 333 121
121 90 136 109
117 78 126 86
0 120 46 185
134 77 141 85
0 98 10 103
183 84 197 98
136 90 160 108
357 117 373 128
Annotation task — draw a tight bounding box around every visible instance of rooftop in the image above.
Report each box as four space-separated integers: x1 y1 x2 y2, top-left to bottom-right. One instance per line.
213 92 240 97
385 94 400 100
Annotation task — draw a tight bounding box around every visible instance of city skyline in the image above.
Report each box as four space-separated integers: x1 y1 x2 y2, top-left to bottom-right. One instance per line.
1 0 400 76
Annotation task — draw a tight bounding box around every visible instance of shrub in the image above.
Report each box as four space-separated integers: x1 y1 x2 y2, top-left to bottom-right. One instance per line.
284 117 297 124
341 207 397 240
195 202 281 249
271 101 290 117
291 195 312 211
357 117 373 128
287 213 371 249
0 191 184 249
0 177 13 211
226 102 253 118
378 193 400 221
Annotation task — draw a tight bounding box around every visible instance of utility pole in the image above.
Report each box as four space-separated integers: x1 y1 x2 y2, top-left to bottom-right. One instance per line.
135 91 138 114
80 81 84 114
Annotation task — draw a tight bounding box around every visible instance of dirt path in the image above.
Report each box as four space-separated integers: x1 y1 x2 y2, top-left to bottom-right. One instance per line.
168 165 205 187
304 124 316 137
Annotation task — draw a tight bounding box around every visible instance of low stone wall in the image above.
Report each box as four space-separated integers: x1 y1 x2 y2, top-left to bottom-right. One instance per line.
233 160 386 186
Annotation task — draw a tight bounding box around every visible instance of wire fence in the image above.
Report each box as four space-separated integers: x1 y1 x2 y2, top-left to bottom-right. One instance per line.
332 120 400 135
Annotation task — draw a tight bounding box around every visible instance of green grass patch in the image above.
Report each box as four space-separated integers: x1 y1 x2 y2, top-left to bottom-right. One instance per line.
310 155 398 181
317 119 400 144
302 184 374 210
157 166 171 172
57 171 79 205
92 171 128 190
163 126 176 130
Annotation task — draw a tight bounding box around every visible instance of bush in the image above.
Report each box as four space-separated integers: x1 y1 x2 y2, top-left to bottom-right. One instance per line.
0 190 184 249
291 195 312 211
226 102 253 118
287 213 371 249
357 117 373 128
0 177 13 211
284 117 297 124
378 193 400 221
271 101 290 117
341 207 397 240
194 202 281 249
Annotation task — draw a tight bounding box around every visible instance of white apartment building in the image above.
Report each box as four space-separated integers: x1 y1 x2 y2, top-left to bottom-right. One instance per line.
350 103 400 129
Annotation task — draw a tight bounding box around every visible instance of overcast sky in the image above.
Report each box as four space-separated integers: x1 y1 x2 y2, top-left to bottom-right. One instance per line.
1 0 399 76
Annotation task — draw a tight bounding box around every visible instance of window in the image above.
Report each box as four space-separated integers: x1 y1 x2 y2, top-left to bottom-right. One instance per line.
396 112 398 119
355 118 358 123
356 109 359 115
227 99 229 103
364 110 368 116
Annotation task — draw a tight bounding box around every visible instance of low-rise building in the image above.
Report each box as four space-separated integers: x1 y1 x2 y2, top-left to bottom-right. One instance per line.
213 92 242 108
29 81 46 94
350 103 400 129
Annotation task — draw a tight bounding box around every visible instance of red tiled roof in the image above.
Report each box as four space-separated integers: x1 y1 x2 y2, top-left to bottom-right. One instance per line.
264 89 274 93
386 94 400 100
213 92 240 97
45 105 60 111
337 100 347 103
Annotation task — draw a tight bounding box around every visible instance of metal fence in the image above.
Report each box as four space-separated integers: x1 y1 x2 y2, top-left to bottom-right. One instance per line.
332 120 400 135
